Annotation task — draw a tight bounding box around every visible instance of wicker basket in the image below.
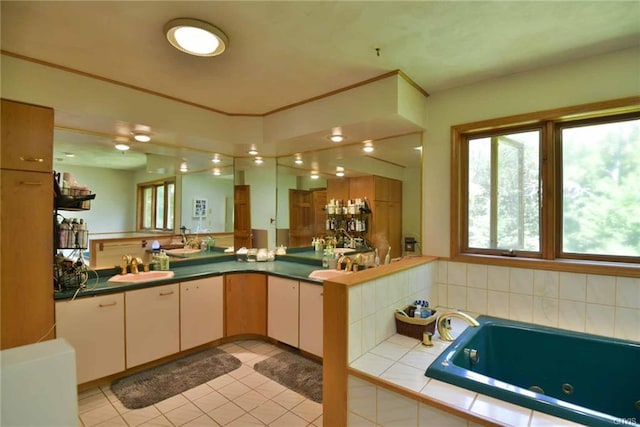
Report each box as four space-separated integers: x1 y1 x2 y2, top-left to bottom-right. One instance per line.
395 307 437 340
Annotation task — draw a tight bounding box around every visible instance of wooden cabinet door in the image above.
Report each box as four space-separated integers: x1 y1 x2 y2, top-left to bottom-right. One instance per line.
1 99 53 172
125 284 179 368
299 282 323 358
268 276 299 347
312 189 327 237
225 273 267 336
55 294 125 384
289 189 313 248
1 169 54 349
326 178 350 202
180 277 224 351
371 201 403 259
234 185 252 249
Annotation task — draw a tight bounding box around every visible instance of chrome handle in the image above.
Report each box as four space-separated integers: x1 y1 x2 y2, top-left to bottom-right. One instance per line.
99 302 117 308
20 156 44 163
20 181 43 186
159 291 174 296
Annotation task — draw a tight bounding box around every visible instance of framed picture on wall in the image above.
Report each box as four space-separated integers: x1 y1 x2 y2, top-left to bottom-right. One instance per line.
193 198 208 218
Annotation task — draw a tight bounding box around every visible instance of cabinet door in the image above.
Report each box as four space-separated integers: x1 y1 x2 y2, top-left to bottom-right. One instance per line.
125 284 179 368
1 169 54 349
268 277 299 347
1 99 53 172
55 294 125 384
180 277 224 351
225 273 267 336
299 282 323 358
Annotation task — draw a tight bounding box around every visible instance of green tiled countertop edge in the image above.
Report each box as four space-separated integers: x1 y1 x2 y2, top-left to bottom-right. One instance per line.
54 256 324 300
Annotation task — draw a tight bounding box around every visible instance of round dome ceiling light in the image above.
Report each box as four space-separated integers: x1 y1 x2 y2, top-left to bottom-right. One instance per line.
132 132 151 143
310 171 320 180
329 134 344 143
164 18 228 57
363 142 374 153
115 143 130 151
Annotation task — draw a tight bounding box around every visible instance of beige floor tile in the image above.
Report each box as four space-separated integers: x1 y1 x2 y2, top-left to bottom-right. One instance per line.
217 379 251 400
239 371 271 389
290 399 323 423
121 405 162 427
207 401 246 426
80 404 120 427
271 389 306 410
138 414 173 426
192 390 230 413
269 411 308 427
163 401 205 426
79 390 111 414
95 415 128 426
154 393 190 414
234 390 269 412
228 363 256 379
225 413 265 426
182 414 221 426
206 373 236 389
249 400 287 424
254 380 287 399
183 383 214 401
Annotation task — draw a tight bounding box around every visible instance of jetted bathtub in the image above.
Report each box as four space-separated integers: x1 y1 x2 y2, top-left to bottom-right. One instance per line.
425 315 639 426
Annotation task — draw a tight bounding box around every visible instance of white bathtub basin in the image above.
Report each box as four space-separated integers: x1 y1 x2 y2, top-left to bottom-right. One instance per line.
108 270 175 284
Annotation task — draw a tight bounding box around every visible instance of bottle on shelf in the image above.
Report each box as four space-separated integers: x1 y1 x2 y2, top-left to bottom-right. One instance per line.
384 247 391 265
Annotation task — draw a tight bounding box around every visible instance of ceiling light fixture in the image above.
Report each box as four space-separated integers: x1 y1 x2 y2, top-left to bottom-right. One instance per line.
336 166 345 177
253 157 264 165
294 156 303 165
363 143 374 153
164 18 228 57
179 161 188 172
213 168 221 176
329 134 344 143
248 148 258 156
212 156 221 164
115 143 130 151
310 171 320 179
132 132 151 143
64 152 75 158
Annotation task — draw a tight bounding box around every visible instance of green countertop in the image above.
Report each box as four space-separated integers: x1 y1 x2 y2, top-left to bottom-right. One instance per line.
54 256 325 301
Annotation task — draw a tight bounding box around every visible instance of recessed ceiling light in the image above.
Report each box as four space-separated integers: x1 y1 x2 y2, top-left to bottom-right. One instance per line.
329 134 344 143
253 157 264 165
179 161 188 172
115 143 130 151
248 148 258 156
336 167 345 177
310 171 320 179
64 152 75 158
294 156 303 165
363 143 374 153
213 168 221 176
132 132 151 143
164 18 228 57
212 156 221 164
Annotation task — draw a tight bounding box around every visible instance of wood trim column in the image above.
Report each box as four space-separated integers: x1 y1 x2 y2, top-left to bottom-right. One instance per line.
322 279 348 427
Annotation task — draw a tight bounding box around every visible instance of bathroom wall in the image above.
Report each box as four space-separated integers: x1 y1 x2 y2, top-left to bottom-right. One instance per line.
53 164 135 233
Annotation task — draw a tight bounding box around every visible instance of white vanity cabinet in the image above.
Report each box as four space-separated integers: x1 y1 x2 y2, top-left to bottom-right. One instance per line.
299 281 323 357
267 276 300 347
125 284 179 368
55 293 125 384
180 277 224 351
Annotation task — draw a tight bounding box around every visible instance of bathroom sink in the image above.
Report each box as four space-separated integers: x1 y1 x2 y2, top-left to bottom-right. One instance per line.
308 269 351 280
108 270 175 284
164 248 202 256
333 248 356 254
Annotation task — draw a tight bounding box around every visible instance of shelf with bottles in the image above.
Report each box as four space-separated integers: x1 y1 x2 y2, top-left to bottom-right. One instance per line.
54 171 96 211
55 214 89 250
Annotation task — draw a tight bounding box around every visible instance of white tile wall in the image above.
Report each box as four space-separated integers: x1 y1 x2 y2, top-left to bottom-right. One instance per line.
436 260 640 342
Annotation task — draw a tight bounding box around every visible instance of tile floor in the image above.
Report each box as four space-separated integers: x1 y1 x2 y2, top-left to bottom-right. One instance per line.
78 340 323 427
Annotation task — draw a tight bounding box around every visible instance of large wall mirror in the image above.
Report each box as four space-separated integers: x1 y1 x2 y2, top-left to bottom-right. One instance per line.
53 127 235 269
275 133 423 257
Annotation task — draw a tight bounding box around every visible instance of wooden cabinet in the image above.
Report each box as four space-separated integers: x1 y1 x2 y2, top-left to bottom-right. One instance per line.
225 273 267 336
299 282 323 357
125 284 179 368
1 99 55 350
1 99 53 172
55 294 125 384
268 277 299 347
326 178 350 202
180 277 224 351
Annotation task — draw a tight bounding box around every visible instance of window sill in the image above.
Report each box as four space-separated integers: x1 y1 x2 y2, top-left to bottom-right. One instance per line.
448 253 640 278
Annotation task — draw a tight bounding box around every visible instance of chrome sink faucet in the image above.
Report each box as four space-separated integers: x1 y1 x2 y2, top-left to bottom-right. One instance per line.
437 311 480 341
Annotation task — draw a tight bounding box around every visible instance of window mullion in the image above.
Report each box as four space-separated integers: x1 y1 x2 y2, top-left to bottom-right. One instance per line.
490 137 498 249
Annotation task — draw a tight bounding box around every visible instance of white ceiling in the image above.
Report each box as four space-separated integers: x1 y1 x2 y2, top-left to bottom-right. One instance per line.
2 1 639 171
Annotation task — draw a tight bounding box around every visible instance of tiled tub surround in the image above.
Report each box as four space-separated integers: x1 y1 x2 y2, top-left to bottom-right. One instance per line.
437 261 640 342
326 258 640 426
